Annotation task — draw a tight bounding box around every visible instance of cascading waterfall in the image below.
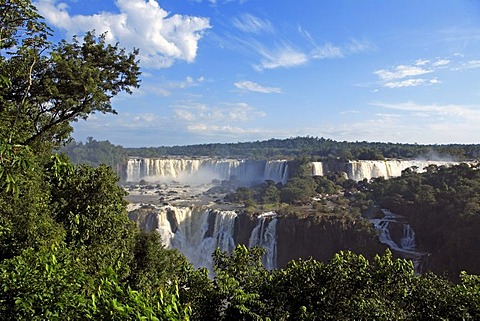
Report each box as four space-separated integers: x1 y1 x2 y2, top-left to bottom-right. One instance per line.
346 160 458 181
195 210 238 271
264 161 289 185
126 158 288 185
400 224 416 250
248 212 278 270
132 205 279 272
370 209 428 273
311 159 459 181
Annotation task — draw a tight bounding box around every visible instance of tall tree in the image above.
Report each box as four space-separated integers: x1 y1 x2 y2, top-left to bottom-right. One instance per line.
0 0 140 152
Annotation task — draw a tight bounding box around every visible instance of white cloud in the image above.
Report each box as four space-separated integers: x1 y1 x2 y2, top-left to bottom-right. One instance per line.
415 59 430 66
384 78 440 88
373 58 455 88
227 102 266 121
252 42 345 71
187 124 260 135
255 46 308 70
234 81 281 93
384 79 426 88
218 18 359 71
173 101 266 124
370 101 480 119
374 65 433 81
232 13 273 34
311 43 343 59
190 0 250 4
453 60 480 71
433 59 450 67
374 55 479 89
346 38 376 54
169 76 205 89
34 0 211 69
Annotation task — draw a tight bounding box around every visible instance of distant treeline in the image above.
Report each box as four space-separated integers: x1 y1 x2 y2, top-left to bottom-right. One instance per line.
61 137 128 168
62 136 480 167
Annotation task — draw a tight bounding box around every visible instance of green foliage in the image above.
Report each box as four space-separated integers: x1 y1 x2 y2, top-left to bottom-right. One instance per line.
0 140 33 194
48 163 136 278
124 136 480 160
61 137 128 168
0 244 192 320
208 245 269 320
128 229 191 295
197 247 480 320
280 177 317 204
367 163 480 279
86 267 191 321
0 1 140 150
0 244 87 320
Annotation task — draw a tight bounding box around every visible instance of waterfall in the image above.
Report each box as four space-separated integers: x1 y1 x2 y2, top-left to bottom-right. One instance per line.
194 210 238 271
248 212 278 270
400 224 416 251
344 160 459 181
370 209 428 273
130 204 282 271
311 162 323 176
126 157 289 185
137 205 237 270
264 161 289 184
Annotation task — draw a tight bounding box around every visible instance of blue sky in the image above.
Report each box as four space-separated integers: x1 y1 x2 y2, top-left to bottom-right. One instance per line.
34 0 480 147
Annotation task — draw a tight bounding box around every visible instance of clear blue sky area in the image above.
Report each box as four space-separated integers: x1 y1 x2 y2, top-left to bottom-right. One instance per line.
34 0 480 147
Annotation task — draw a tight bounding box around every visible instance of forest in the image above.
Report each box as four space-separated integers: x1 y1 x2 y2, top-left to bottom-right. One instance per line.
1 1 480 319
64 136 480 166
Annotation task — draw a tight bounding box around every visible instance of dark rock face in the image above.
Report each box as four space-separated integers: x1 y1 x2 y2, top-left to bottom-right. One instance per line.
276 217 386 268
234 212 259 246
128 205 159 231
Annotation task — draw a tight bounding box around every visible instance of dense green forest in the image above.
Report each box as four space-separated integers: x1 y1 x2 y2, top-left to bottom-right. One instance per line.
63 136 480 167
123 136 480 160
366 163 480 280
2 1 480 319
61 137 127 168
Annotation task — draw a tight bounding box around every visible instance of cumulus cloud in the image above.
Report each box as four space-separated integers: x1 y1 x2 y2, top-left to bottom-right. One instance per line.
234 81 281 93
34 0 211 68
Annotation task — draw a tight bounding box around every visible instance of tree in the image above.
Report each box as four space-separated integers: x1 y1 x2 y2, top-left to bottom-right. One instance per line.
0 0 140 151
47 161 136 279
0 243 192 320
280 177 317 204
